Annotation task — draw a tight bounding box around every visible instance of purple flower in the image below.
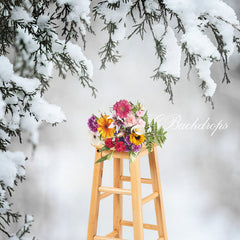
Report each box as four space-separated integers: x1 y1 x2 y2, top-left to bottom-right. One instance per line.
113 115 124 126
131 144 141 153
125 135 131 146
125 145 130 152
88 115 98 132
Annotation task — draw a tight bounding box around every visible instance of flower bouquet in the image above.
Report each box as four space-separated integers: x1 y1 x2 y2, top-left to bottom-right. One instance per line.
88 100 167 163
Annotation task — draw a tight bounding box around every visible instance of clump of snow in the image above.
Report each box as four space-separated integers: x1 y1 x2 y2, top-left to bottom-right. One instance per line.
144 0 159 14
31 94 66 124
11 6 33 24
16 28 39 54
181 28 220 60
11 75 41 93
96 0 132 41
15 28 54 78
57 0 91 35
163 0 239 96
37 14 50 30
36 54 53 78
0 92 5 120
0 129 10 144
153 24 181 77
0 56 41 94
51 33 65 53
0 151 25 188
0 56 14 82
0 54 66 145
0 187 10 215
65 41 93 77
8 105 21 131
108 0 120 3
20 113 40 145
26 214 34 223
196 59 217 97
210 18 235 55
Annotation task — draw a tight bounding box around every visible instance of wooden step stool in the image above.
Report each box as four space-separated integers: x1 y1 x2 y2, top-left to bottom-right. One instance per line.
87 144 168 240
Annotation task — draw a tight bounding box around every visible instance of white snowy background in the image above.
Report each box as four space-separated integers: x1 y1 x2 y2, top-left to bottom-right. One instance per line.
6 0 240 239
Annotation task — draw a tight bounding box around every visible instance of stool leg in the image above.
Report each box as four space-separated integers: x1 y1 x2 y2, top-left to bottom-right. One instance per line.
149 147 168 240
113 158 123 238
130 157 144 240
87 150 104 240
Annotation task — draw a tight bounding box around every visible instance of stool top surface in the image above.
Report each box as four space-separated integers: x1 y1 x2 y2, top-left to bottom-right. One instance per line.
92 143 158 159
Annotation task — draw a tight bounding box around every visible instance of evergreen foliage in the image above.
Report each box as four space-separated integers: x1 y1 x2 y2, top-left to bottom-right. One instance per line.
0 0 94 238
93 0 240 102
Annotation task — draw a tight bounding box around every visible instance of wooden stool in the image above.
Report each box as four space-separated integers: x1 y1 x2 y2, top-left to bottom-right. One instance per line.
87 144 168 240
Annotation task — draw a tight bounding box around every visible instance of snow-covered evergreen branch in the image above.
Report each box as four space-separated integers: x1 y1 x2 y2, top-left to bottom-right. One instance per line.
0 0 94 238
93 0 240 102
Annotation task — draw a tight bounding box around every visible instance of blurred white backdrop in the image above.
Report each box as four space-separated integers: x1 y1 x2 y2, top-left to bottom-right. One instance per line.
9 1 240 239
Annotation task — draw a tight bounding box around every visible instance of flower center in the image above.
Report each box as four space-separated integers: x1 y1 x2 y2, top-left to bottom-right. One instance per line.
104 124 108 129
135 135 140 140
120 106 125 112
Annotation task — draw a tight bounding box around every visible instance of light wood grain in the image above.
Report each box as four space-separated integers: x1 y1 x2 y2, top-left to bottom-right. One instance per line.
87 150 104 240
120 175 152 184
113 158 123 238
99 186 131 195
88 144 168 240
120 220 158 231
105 230 117 237
99 192 112 200
149 147 168 240
142 192 159 205
130 156 144 240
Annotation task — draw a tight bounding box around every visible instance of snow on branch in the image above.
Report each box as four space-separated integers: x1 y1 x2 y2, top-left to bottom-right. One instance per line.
93 0 133 69
0 55 66 238
0 0 93 238
93 0 240 101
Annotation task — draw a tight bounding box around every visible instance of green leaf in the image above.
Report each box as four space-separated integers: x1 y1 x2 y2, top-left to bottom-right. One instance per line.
107 151 113 160
95 152 113 163
129 151 137 163
99 145 110 152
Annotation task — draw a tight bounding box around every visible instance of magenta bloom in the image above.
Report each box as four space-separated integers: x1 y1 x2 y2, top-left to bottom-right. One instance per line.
132 144 141 152
113 100 132 119
88 115 98 132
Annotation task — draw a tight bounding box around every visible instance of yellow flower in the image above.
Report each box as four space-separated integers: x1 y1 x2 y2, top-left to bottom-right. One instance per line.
129 133 146 145
97 115 115 139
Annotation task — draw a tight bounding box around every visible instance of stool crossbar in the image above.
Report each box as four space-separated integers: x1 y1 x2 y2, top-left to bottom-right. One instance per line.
87 144 168 240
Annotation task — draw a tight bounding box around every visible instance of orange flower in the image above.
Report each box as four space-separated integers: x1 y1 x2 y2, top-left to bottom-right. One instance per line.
97 115 115 139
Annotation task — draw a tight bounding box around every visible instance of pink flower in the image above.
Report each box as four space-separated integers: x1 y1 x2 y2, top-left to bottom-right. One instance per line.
125 113 137 127
113 100 132 119
136 110 145 117
137 118 146 127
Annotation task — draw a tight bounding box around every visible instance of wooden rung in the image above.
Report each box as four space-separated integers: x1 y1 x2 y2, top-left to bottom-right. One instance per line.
100 192 112 200
99 186 131 195
105 230 117 237
120 220 158 231
120 175 152 184
94 236 126 240
142 192 159 205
